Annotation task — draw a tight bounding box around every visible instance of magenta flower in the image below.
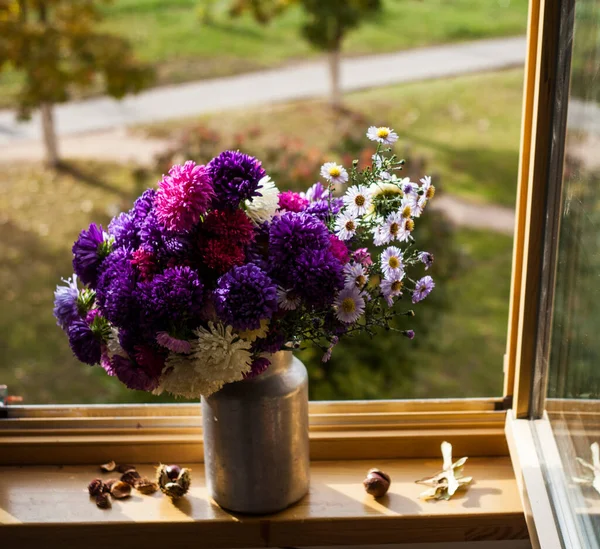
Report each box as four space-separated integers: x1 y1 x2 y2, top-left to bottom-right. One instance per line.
157 332 192 354
155 161 214 233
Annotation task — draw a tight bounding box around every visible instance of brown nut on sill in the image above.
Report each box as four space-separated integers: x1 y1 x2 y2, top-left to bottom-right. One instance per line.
121 469 142 486
135 478 159 495
156 463 192 499
88 478 108 497
100 460 116 473
363 468 391 498
110 480 132 499
95 492 112 509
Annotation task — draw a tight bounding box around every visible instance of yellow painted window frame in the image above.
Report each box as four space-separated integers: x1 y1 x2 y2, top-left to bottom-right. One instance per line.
0 0 555 465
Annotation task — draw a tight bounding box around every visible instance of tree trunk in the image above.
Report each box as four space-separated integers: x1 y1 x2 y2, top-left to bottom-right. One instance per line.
40 103 60 168
328 43 342 110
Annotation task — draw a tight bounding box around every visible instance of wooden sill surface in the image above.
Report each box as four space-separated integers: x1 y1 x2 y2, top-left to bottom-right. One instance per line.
1 457 528 549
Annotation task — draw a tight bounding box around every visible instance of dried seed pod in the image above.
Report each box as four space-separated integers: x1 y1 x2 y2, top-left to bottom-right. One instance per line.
110 480 132 499
88 478 107 497
363 468 391 498
121 469 141 486
96 492 112 509
156 463 192 499
116 463 137 474
100 460 116 473
135 478 159 495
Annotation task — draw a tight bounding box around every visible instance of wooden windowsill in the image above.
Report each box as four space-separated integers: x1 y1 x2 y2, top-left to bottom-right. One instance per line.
1 457 527 548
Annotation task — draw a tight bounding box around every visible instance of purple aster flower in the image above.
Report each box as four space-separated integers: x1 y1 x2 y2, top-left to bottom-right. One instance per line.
403 330 416 339
67 318 102 365
157 332 192 354
138 266 204 333
95 247 138 327
304 197 343 222
214 264 278 331
118 327 147 356
303 182 329 202
72 223 110 287
53 275 80 330
139 211 190 262
245 221 270 271
322 336 339 363
244 356 271 379
85 308 101 325
269 212 331 266
207 150 266 208
155 161 214 232
353 248 373 267
252 330 286 355
286 249 344 308
418 251 434 270
108 211 139 249
412 275 435 303
100 348 116 376
111 354 160 392
133 188 156 221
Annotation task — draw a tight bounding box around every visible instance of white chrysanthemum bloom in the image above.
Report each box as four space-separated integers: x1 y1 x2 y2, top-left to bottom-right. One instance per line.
381 246 405 279
343 185 372 217
335 211 358 241
366 126 399 145
277 287 301 311
344 263 369 288
381 273 404 307
334 286 366 324
157 322 252 399
320 162 349 185
106 327 127 359
245 175 280 225
239 318 270 342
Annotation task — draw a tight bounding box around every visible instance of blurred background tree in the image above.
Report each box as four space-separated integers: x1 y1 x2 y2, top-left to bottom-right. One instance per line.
0 0 154 167
226 0 382 109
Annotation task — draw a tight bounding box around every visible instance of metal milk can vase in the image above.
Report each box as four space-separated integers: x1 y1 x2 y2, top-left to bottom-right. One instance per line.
201 351 310 514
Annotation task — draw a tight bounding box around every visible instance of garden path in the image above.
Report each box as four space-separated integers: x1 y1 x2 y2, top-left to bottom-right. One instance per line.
0 36 526 144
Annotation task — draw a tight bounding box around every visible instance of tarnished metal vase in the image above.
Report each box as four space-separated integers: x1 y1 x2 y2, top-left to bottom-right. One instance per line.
201 351 309 514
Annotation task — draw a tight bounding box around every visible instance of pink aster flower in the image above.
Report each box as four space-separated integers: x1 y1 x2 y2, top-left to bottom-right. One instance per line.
157 332 192 354
329 234 350 263
155 161 214 233
279 191 309 213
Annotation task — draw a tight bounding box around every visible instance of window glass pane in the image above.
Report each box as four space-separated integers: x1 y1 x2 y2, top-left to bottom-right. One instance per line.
0 0 526 404
542 0 600 546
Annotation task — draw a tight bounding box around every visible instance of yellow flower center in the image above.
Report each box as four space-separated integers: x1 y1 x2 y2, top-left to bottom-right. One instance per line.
341 298 356 314
345 220 356 231
329 166 341 178
388 256 400 269
402 205 412 218
355 195 366 207
356 275 366 286
426 185 436 199
389 222 399 236
405 219 414 232
377 127 390 139
391 280 403 292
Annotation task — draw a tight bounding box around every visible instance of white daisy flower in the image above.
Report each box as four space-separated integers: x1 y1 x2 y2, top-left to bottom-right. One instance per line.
277 287 301 311
381 246 405 279
420 175 436 200
382 211 404 243
245 175 280 225
334 286 366 324
344 263 369 288
335 211 359 241
380 273 404 307
343 185 372 217
372 221 389 246
397 217 415 242
366 126 399 145
320 162 349 184
156 322 252 399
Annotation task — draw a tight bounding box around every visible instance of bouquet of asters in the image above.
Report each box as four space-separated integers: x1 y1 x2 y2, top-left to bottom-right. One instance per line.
53 125 435 398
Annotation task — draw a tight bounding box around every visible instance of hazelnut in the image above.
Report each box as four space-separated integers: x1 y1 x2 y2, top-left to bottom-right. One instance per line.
363 468 391 498
95 492 112 509
110 480 132 499
100 460 116 472
121 469 141 486
88 478 107 497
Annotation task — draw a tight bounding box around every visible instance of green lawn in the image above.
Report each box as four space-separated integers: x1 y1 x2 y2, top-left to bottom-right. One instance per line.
0 0 528 109
149 69 524 207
